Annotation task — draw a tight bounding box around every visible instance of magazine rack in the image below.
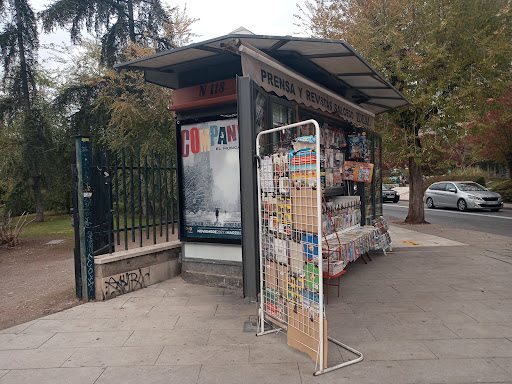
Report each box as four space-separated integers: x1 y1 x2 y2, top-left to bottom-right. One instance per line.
256 119 363 375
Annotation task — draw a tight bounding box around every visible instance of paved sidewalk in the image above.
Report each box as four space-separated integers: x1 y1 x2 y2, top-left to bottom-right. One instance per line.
1 226 512 383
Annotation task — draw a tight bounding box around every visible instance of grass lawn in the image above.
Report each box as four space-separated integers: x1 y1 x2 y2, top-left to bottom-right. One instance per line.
22 212 74 238
16 212 172 238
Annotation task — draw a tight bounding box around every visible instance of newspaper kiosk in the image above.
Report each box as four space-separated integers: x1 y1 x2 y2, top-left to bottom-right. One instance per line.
117 31 408 374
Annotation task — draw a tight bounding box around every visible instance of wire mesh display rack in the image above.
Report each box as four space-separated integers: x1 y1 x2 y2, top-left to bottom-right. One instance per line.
255 119 363 376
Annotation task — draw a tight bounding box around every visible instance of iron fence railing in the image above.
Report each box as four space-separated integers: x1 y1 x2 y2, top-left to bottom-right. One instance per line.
100 149 178 254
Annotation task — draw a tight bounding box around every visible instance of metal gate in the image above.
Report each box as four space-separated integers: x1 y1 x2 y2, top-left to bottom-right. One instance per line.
72 144 113 300
72 136 178 301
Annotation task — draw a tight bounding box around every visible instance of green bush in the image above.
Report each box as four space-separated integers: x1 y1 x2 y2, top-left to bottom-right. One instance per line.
475 176 486 187
489 179 512 203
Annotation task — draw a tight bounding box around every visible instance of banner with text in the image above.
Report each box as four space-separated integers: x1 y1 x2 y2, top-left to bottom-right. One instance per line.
240 46 374 130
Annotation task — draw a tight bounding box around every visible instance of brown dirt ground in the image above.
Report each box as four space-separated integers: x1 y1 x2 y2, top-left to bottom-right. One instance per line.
0 235 81 330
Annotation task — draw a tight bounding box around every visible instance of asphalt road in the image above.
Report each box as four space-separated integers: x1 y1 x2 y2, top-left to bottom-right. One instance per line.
383 201 512 237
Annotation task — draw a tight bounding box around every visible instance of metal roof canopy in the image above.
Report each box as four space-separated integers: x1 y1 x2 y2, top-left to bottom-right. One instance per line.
115 34 409 115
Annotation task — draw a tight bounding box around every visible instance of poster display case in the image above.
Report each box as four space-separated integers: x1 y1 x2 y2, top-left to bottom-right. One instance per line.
177 113 242 244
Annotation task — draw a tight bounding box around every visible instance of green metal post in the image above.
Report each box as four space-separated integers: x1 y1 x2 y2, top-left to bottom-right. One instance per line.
75 136 95 300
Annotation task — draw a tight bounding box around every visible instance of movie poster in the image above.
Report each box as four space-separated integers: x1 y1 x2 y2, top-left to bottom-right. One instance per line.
180 118 241 240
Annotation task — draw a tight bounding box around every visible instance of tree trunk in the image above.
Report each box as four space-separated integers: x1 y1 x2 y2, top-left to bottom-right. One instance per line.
404 156 427 224
33 175 44 222
127 0 136 43
14 0 31 114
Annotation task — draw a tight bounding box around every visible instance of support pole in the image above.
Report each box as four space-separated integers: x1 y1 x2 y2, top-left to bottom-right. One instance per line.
75 136 95 300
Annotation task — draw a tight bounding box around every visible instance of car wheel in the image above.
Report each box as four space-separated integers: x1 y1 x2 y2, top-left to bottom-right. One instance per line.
393 198 399 203
426 197 435 209
457 199 467 212
490 208 501 212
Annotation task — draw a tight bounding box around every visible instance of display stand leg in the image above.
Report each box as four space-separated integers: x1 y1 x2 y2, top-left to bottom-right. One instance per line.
365 252 372 261
383 248 387 256
314 337 364 376
326 279 330 305
257 307 283 337
360 254 367 264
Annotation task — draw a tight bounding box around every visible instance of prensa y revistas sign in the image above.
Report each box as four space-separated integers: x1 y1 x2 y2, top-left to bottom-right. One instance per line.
240 44 375 130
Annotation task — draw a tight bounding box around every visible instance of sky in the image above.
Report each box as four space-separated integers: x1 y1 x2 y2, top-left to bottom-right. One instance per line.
172 0 308 42
32 0 309 51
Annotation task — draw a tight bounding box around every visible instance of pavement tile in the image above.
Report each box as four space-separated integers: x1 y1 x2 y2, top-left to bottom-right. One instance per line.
156 344 249 365
197 363 301 384
62 346 163 367
214 303 259 316
101 316 179 331
249 342 318 364
0 348 76 369
94 365 200 384
494 358 512 375
415 300 491 313
0 333 54 350
367 323 459 341
0 321 37 334
337 340 437 361
392 310 477 325
22 319 109 333
424 339 512 359
173 314 246 330
347 302 423 315
185 294 247 305
298 358 511 383
324 302 355 315
121 296 189 309
390 282 457 294
147 304 217 317
162 284 226 297
327 325 377 343
484 300 512 312
460 308 512 323
39 331 132 349
327 313 401 327
445 323 512 339
123 329 209 347
479 275 512 284
43 304 149 320
121 287 168 298
434 290 506 302
0 372 7 380
0 367 105 384
207 329 282 345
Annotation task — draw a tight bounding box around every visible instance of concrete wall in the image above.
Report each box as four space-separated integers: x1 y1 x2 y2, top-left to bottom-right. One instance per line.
94 241 181 300
181 243 243 290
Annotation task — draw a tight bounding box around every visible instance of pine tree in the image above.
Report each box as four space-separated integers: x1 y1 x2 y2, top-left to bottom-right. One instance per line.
41 0 175 67
0 0 46 221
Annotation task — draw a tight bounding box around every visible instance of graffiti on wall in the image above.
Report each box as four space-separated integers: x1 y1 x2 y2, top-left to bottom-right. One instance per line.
101 267 150 300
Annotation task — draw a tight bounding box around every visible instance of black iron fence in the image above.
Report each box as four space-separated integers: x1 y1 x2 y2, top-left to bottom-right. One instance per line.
73 147 178 258
108 149 178 253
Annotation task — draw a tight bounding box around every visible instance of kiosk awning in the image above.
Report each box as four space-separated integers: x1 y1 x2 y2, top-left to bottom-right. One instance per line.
115 34 409 115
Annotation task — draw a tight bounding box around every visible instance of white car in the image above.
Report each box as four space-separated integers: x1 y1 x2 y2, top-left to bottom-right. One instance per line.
424 181 503 212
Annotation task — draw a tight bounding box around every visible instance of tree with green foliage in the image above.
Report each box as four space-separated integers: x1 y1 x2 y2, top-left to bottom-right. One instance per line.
298 0 512 223
0 0 48 221
41 0 175 67
470 85 512 180
48 6 195 152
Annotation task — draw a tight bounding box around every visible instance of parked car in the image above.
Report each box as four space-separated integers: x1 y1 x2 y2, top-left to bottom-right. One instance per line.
382 184 400 203
424 181 503 212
